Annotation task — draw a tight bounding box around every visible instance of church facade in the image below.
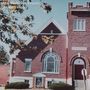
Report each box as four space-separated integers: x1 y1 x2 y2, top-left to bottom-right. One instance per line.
9 2 90 89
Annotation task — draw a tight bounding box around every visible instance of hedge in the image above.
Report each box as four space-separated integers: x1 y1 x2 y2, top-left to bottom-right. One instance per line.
48 82 74 90
5 82 29 89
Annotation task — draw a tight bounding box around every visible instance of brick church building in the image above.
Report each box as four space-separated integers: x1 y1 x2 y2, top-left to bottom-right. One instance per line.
9 2 90 89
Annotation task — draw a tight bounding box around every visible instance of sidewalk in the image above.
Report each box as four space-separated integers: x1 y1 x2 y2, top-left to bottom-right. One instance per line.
0 87 50 90
74 80 88 90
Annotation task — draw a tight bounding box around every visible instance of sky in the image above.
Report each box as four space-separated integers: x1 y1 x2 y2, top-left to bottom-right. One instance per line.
1 0 90 60
4 0 90 34
26 0 90 33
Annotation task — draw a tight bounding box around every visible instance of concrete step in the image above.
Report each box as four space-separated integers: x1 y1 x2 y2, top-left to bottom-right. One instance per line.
75 80 87 90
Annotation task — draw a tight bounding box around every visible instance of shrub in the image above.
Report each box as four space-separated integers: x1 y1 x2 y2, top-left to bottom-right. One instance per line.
5 82 29 89
49 82 74 90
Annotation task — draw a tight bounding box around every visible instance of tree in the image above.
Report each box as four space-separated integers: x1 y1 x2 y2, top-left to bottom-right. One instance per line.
0 0 52 54
0 46 9 64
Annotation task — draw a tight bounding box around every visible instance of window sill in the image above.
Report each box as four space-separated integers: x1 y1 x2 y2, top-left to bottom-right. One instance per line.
73 29 86 32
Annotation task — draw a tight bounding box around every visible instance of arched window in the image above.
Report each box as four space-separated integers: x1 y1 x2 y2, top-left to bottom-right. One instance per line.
42 51 60 73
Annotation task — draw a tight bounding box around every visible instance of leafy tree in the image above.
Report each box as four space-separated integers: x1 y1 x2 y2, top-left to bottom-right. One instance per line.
0 0 52 54
0 46 9 64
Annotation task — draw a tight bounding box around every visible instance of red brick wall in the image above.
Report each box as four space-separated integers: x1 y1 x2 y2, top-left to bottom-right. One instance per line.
0 64 9 85
14 35 67 79
67 3 90 78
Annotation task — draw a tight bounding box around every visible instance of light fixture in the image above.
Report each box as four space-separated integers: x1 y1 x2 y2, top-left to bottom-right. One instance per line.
78 53 80 57
49 47 52 53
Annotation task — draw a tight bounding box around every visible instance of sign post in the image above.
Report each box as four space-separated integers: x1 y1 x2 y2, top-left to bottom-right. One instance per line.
81 68 87 90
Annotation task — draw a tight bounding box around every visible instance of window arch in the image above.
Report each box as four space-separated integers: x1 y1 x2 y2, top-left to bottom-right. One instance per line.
42 51 60 73
74 58 85 65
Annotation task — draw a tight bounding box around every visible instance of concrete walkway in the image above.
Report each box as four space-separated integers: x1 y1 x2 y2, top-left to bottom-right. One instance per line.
0 87 89 90
0 87 50 90
74 80 88 90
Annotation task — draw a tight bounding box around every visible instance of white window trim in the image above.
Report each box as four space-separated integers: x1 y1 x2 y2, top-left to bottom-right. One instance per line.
24 58 32 72
73 19 86 31
42 52 60 74
74 58 84 65
72 47 87 51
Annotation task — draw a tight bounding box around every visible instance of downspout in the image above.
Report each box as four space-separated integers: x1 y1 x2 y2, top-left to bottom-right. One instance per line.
66 48 68 84
66 33 68 84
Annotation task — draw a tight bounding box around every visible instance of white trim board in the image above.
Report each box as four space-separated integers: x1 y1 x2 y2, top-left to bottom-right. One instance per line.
72 47 87 51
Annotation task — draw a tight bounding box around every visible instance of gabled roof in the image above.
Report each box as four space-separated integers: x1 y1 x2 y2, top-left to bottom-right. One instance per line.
40 22 61 34
17 20 64 61
25 19 64 45
36 19 64 34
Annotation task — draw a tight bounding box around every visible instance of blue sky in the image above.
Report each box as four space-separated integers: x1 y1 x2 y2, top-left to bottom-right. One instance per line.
25 0 90 33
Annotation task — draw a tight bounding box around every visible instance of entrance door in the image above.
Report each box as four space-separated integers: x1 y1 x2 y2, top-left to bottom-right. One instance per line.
72 58 86 88
35 77 43 88
33 73 46 88
72 58 85 80
74 65 84 80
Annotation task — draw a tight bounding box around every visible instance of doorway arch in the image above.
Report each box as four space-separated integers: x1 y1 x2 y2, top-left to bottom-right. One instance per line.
72 57 86 80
